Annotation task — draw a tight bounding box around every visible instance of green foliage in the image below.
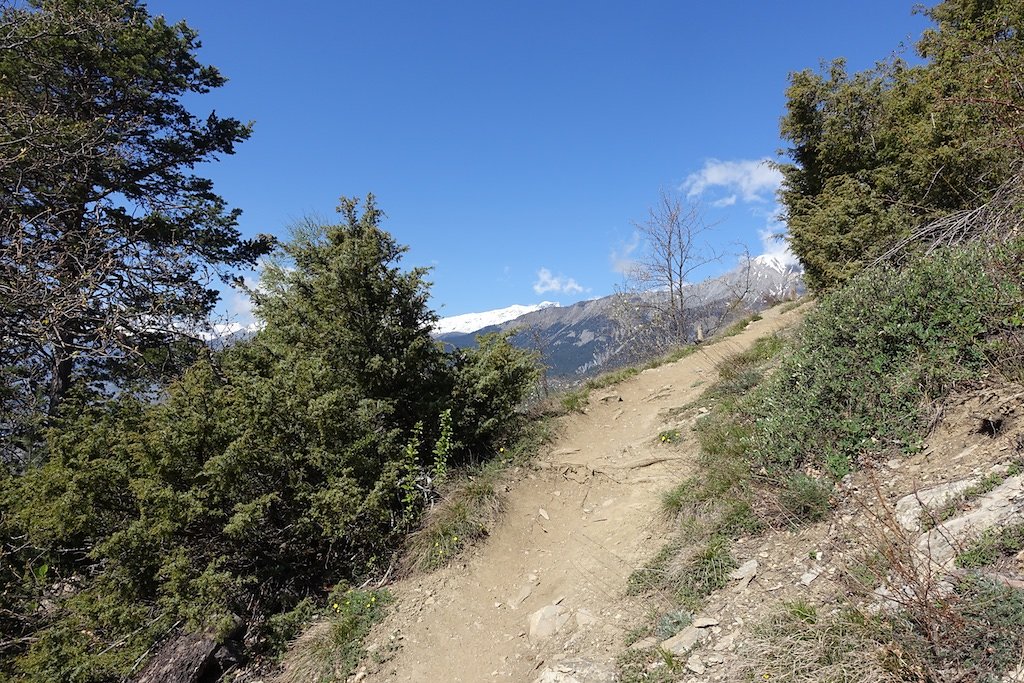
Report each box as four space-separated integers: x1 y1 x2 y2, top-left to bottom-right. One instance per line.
922 461 1022 530
672 537 737 610
785 599 818 625
941 577 1024 680
0 0 272 442
880 577 1024 682
751 244 1021 475
657 429 681 444
278 588 391 683
616 647 679 683
0 200 540 680
448 332 541 457
779 474 833 523
626 541 681 596
264 599 317 659
627 537 736 611
956 523 1024 569
654 609 692 639
721 313 763 337
401 445 538 574
559 388 589 414
779 0 1024 290
432 409 454 485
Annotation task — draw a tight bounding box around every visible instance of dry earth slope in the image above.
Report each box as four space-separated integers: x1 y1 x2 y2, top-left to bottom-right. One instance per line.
351 305 806 682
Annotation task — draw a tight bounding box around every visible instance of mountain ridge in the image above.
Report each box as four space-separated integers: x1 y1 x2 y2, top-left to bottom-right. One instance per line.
437 258 804 378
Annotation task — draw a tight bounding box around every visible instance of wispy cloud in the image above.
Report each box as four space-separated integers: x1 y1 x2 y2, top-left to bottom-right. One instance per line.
683 156 800 267
609 231 641 275
223 274 260 327
681 158 782 203
533 268 585 295
757 228 800 267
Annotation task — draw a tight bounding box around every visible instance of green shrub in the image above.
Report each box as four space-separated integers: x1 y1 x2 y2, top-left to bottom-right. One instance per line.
0 203 542 680
779 474 832 523
449 332 541 457
751 243 1023 475
956 523 1024 569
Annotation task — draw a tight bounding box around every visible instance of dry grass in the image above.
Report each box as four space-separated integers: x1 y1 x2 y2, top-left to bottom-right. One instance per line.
737 606 892 683
400 463 505 574
273 621 340 683
273 589 390 683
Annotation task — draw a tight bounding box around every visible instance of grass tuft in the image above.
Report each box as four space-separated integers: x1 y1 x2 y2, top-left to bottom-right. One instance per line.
402 464 504 574
956 522 1024 569
274 588 390 683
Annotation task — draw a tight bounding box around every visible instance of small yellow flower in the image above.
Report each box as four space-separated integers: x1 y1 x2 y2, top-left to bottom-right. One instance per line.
452 536 458 541
332 603 339 610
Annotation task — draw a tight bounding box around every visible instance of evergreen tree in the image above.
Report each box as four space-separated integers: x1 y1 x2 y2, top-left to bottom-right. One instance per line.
0 0 271 458
777 0 1023 290
0 199 540 679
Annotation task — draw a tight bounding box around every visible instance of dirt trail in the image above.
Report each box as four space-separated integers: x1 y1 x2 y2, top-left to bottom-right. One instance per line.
358 305 805 682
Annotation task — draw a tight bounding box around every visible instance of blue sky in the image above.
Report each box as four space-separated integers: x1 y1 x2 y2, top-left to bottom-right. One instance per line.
149 1 930 321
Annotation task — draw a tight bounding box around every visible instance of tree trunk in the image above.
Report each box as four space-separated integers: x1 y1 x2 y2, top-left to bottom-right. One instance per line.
47 353 73 417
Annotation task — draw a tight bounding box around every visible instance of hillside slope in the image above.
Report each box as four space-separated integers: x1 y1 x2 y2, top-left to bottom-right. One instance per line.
321 304 808 682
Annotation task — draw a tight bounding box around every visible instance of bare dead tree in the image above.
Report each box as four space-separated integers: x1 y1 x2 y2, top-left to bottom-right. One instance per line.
612 191 721 358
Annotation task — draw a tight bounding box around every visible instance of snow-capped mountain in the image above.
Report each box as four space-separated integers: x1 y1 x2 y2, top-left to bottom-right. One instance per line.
438 258 804 379
752 253 798 273
434 301 560 335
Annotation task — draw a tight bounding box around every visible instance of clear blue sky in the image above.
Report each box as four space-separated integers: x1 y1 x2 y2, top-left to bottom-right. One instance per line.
149 1 930 321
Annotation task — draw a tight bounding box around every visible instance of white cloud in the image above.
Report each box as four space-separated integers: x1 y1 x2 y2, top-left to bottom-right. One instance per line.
680 156 802 268
682 158 782 203
610 231 641 275
533 268 585 295
758 228 800 267
222 274 259 327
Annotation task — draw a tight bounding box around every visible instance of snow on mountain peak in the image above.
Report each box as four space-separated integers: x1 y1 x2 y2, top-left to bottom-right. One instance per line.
434 302 560 335
752 253 800 273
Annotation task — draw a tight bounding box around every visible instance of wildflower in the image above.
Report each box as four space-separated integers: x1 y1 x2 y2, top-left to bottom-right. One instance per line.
332 603 339 610
453 536 458 541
